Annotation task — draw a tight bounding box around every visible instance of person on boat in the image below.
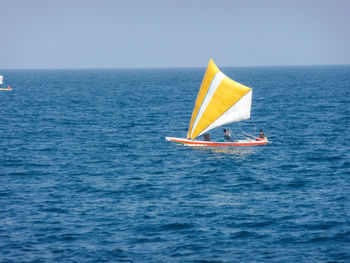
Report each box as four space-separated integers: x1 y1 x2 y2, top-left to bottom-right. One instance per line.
204 134 211 141
259 129 265 139
257 129 267 141
223 129 231 141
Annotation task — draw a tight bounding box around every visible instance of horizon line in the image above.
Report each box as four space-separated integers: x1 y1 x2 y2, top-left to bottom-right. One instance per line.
0 63 349 71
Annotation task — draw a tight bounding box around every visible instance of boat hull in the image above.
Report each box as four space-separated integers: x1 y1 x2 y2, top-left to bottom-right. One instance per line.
0 85 12 91
165 137 267 146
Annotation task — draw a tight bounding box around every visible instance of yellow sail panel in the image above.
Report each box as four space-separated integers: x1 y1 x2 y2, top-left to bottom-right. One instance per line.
190 73 251 139
187 59 220 138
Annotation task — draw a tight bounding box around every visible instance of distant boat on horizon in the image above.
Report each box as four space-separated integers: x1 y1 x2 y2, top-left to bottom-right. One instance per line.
0 75 12 90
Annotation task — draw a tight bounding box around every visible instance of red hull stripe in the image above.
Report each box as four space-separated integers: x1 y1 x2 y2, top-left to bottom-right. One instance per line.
169 138 266 146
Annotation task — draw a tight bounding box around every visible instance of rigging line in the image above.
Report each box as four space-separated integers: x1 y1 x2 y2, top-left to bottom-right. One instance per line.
237 133 251 140
246 118 257 135
232 130 240 140
236 122 246 138
237 132 253 139
242 131 260 140
250 119 257 135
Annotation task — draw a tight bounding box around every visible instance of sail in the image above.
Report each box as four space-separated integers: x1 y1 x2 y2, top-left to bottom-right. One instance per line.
0 75 3 85
187 59 252 140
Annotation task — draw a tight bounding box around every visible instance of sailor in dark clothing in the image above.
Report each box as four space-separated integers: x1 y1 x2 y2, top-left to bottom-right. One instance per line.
259 129 265 139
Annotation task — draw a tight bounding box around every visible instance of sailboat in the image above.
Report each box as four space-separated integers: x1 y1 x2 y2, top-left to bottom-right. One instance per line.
165 59 268 146
0 75 12 90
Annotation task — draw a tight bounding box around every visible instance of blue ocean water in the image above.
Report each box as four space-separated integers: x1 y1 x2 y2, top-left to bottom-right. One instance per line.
0 66 349 262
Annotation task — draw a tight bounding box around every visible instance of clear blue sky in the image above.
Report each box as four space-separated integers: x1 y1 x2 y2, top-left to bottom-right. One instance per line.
1 0 349 69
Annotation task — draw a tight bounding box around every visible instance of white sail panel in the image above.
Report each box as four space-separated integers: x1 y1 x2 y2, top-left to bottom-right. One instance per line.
190 72 226 138
198 90 252 136
0 75 3 85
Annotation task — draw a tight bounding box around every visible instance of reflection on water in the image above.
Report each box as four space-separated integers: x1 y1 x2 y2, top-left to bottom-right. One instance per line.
190 145 258 157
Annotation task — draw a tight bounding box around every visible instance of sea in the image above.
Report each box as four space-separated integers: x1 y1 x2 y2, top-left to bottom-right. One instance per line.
0 66 349 262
